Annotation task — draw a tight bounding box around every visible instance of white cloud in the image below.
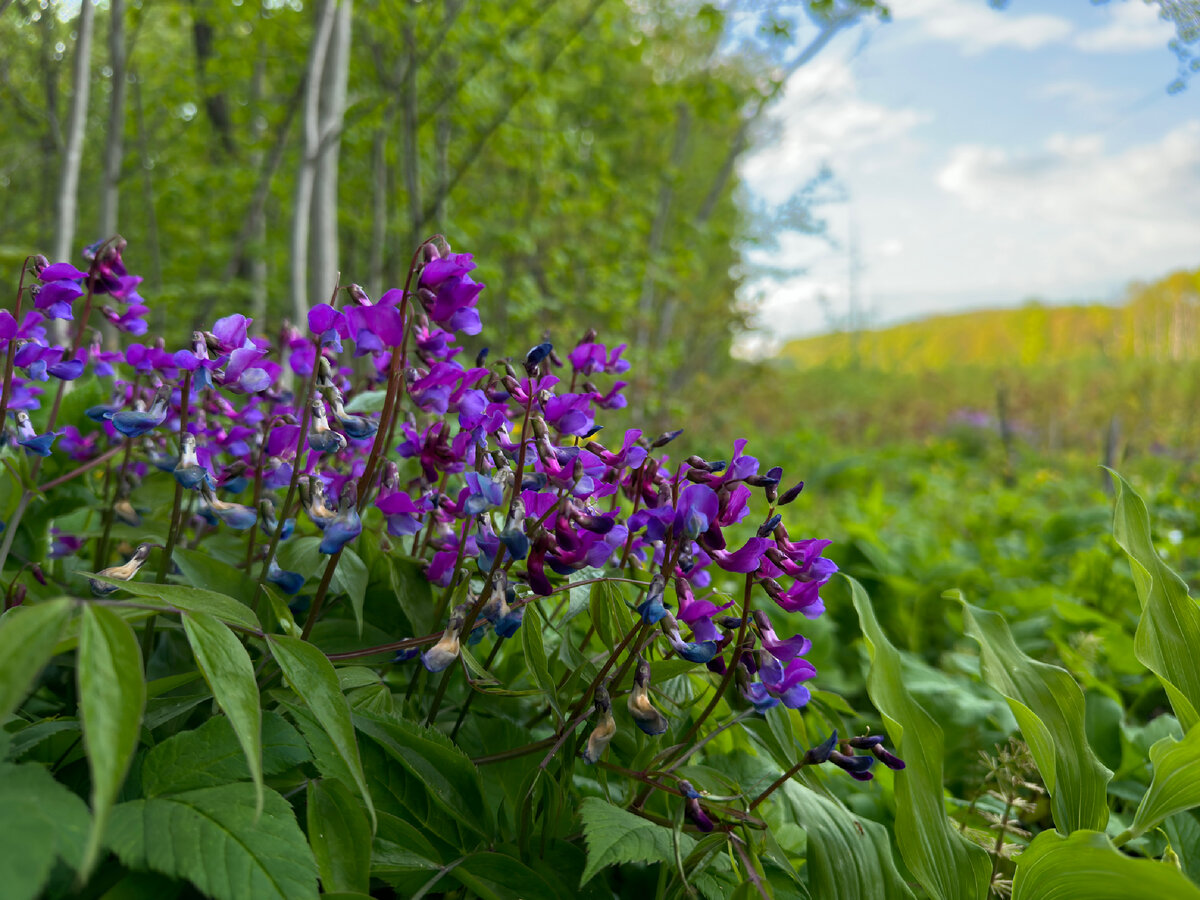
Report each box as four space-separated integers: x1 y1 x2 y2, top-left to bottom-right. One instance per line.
1035 80 1124 109
937 121 1200 284
889 0 1073 53
740 58 929 201
1074 1 1175 53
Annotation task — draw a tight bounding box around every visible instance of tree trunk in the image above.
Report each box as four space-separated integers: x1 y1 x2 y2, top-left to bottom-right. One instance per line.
99 0 126 241
401 15 421 249
53 0 94 266
309 0 352 309
39 5 62 250
289 0 337 324
368 122 389 300
247 18 269 324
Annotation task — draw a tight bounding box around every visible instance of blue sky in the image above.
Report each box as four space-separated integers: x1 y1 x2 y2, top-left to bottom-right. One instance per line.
736 0 1200 349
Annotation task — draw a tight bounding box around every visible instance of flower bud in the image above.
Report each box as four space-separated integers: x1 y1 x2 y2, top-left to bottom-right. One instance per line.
756 514 782 538
524 342 553 375
678 780 715 832
650 429 683 448
778 482 805 505
578 327 598 345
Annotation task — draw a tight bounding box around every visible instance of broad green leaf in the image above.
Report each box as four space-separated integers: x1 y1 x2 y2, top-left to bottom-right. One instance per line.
523 604 561 715
307 778 372 894
331 548 368 636
389 556 434 636
1012 829 1200 899
277 537 326 582
1109 471 1200 731
82 575 261 632
0 598 72 720
778 782 915 900
0 761 90 900
142 710 309 796
355 711 492 839
268 635 375 829
343 390 386 413
173 547 255 604
578 796 695 886
182 610 264 816
849 576 990 900
78 603 146 879
451 851 564 900
106 783 318 900
959 596 1111 832
1125 722 1200 842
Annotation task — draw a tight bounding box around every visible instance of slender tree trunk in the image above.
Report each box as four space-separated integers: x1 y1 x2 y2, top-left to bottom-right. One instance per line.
39 5 62 250
54 0 94 265
131 75 163 292
309 0 352 308
401 14 421 248
99 0 126 240
368 121 389 300
247 25 269 323
289 0 337 324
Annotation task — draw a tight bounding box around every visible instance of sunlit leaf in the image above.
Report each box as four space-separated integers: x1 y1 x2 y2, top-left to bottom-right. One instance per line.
1012 829 1200 899
0 598 72 720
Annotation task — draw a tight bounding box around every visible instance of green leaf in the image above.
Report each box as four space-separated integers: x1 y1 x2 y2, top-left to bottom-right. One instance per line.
307 778 372 894
389 556 434 637
331 548 368 636
0 761 91 900
263 584 302 637
181 610 264 816
355 711 492 839
82 576 261 632
268 635 375 830
1109 470 1200 731
778 782 915 900
343 390 386 413
0 598 72 720
578 796 694 886
106 783 319 900
1012 829 1200 899
78 603 146 879
1125 722 1200 842
142 711 309 796
451 851 565 900
958 595 1111 832
173 547 255 605
849 576 990 900
277 538 326 582
522 604 561 715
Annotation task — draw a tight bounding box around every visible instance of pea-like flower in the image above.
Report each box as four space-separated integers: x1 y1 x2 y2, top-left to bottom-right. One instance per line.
627 659 669 736
200 482 258 530
583 686 617 764
89 542 155 595
13 410 57 456
173 432 213 490
307 397 348 455
328 386 377 440
319 484 363 554
111 385 171 438
422 610 465 673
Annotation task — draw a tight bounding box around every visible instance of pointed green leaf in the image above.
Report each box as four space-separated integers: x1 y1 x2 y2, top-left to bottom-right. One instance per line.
106 783 318 900
389 556 434 636
849 576 990 900
354 710 492 839
331 547 368 636
451 851 564 900
0 598 72 720
268 635 374 829
0 761 91 900
1126 722 1200 842
142 711 309 796
173 547 255 605
959 595 1111 832
1013 829 1200 899
578 797 694 886
523 604 561 716
307 778 372 894
180 611 263 813
778 782 916 900
1109 470 1200 731
81 576 260 632
78 603 146 879
262 584 302 637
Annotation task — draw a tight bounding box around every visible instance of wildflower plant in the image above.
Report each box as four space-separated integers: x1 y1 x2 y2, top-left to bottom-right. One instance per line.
0 235 913 899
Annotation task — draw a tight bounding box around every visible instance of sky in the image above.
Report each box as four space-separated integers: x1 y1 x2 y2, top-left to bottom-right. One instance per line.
734 0 1200 351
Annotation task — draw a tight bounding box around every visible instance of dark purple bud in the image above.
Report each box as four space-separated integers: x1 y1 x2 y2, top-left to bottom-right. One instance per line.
578 327 598 345
347 283 369 304
757 514 782 538
849 734 885 749
29 564 46 586
830 750 875 781
870 745 906 770
523 342 553 374
11 584 25 607
30 255 49 278
475 347 489 367
686 456 713 471
778 482 805 505
804 730 838 765
651 429 683 448
746 472 780 487
679 780 715 832
582 424 604 438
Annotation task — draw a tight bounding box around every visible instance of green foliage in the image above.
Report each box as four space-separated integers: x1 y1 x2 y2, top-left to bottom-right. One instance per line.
0 597 72 720
850 576 992 900
0 762 90 900
578 798 695 887
1012 830 1200 899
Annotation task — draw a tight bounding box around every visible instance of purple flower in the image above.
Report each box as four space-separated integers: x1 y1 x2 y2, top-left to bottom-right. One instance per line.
33 280 82 320
752 609 811 662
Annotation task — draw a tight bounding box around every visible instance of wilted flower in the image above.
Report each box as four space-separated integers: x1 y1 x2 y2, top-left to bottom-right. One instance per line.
89 543 155 595
583 686 617 764
627 658 669 736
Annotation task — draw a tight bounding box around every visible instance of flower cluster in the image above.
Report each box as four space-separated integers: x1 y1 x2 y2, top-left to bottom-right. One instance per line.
2 233 864 835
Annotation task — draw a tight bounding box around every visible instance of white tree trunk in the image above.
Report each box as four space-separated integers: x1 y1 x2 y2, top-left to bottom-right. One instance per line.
99 0 125 241
54 0 96 265
289 0 337 325
309 0 351 308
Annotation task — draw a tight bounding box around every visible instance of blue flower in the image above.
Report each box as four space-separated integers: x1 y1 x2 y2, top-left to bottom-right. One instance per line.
329 388 378 440
112 385 171 437
307 397 347 455
173 433 213 490
267 560 305 595
14 411 57 457
200 483 258 530
636 574 668 624
319 485 362 554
